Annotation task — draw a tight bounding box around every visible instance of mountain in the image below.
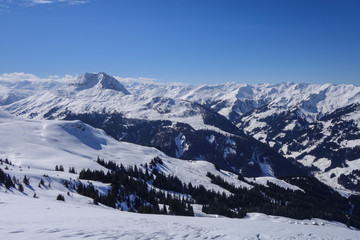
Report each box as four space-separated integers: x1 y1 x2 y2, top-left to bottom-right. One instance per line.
121 80 360 192
2 73 303 178
0 78 64 106
122 81 360 123
1 72 359 193
71 72 130 94
238 103 360 192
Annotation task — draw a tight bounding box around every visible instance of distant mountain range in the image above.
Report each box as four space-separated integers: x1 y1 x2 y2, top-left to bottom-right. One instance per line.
1 72 359 193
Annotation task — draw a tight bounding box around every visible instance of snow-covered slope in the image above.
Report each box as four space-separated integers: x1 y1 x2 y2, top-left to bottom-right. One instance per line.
0 110 252 193
1 193 358 240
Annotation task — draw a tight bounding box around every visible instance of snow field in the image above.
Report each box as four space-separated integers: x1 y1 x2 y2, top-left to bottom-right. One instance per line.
1 192 359 240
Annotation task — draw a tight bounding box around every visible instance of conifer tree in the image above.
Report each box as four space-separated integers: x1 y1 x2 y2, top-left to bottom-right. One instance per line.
56 194 65 201
23 175 29 185
18 183 24 192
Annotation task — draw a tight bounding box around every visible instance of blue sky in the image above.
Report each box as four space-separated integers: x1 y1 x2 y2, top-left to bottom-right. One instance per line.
0 0 359 85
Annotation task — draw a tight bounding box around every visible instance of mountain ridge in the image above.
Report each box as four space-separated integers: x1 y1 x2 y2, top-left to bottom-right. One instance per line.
0 72 359 193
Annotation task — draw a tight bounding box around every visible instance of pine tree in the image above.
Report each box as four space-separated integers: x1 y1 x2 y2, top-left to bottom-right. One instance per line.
18 183 24 192
23 175 29 185
56 194 65 201
39 178 45 187
93 190 99 205
4 175 14 189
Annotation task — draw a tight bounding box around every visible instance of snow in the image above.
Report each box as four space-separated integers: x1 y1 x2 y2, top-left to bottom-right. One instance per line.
258 159 274 177
253 132 267 142
0 109 14 122
283 121 296 131
311 157 360 196
71 72 130 94
299 155 317 167
223 147 236 159
174 133 190 158
268 141 276 148
0 112 250 195
0 193 358 240
248 176 304 192
206 134 216 144
250 152 274 177
313 158 332 171
342 139 360 149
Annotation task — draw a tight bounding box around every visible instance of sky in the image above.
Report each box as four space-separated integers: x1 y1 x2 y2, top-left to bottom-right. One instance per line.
0 0 359 85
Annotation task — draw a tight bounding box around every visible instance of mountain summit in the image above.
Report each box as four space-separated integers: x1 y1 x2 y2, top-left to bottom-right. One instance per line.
72 72 130 94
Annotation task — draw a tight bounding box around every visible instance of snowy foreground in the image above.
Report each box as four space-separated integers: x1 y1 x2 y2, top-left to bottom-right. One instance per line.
0 193 359 240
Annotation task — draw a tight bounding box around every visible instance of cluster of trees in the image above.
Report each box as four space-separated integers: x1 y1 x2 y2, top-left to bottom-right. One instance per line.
75 158 193 216
149 156 163 168
0 168 15 189
205 172 360 228
152 171 183 193
55 165 76 174
55 165 64 172
56 194 65 201
0 159 52 196
76 157 360 228
0 167 32 193
0 158 13 166
69 167 76 174
96 157 118 171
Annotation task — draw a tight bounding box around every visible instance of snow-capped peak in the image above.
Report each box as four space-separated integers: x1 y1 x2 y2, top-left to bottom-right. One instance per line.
71 72 130 94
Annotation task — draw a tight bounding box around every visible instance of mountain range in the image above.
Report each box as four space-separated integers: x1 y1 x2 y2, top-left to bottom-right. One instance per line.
1 72 359 192
0 72 360 233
